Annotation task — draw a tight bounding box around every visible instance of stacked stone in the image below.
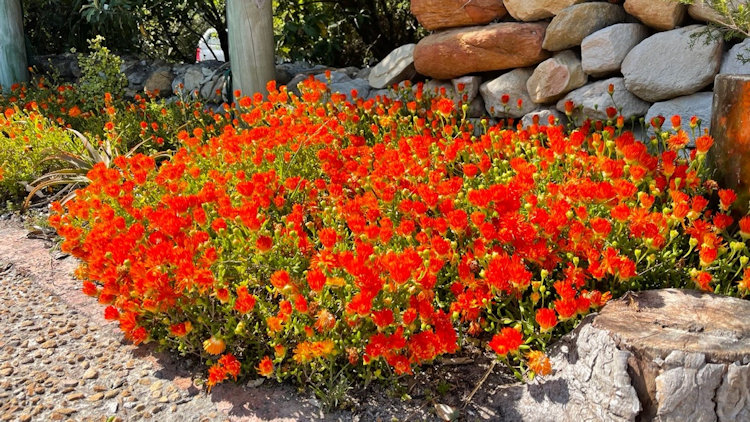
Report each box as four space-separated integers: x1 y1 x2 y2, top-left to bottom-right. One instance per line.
364 0 750 132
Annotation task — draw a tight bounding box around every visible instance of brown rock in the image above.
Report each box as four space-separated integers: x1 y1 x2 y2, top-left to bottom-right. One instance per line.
526 51 587 104
411 0 507 30
624 0 686 31
414 22 550 79
504 0 584 21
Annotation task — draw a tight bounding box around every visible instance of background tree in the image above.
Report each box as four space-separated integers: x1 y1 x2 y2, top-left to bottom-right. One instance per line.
0 0 28 91
228 0 275 96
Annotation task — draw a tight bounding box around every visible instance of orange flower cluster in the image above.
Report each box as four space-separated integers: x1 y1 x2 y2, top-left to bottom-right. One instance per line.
49 77 750 390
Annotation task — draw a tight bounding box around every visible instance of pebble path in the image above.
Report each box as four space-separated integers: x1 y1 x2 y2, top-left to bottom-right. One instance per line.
0 262 227 422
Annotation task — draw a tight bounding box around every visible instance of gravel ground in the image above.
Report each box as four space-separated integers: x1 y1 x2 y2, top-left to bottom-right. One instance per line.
0 217 516 421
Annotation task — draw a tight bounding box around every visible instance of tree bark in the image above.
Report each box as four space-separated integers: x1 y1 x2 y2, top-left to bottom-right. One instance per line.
710 74 750 214
0 0 28 93
227 0 275 98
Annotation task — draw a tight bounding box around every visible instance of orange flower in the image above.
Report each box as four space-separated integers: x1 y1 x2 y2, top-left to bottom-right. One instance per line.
203 336 226 355
718 189 737 211
526 350 552 376
695 135 713 154
256 356 273 377
169 321 193 337
739 216 750 239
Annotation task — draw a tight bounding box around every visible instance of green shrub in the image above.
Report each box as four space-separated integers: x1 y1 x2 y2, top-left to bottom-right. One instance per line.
0 107 82 204
76 36 129 103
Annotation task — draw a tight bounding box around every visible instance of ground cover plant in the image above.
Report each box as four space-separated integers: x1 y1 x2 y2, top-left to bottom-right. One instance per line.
16 75 750 405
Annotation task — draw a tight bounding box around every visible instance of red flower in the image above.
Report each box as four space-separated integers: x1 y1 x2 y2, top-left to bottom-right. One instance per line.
372 309 394 328
489 327 523 356
535 308 557 332
103 305 120 320
270 270 290 289
255 235 273 252
718 189 737 211
234 286 256 314
306 268 326 292
318 228 338 248
554 298 577 320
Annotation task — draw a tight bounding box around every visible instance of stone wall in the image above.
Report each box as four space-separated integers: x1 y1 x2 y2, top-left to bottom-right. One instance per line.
363 0 750 133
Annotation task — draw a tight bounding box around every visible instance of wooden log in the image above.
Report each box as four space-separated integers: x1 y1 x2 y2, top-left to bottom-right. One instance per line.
226 0 275 98
0 0 28 92
710 74 750 213
483 289 750 421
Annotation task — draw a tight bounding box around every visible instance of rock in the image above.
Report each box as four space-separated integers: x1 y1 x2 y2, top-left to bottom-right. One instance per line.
591 289 750 420
199 75 226 103
82 369 98 380
356 67 372 80
645 92 713 138
689 0 747 24
581 23 650 77
622 25 723 102
624 0 686 31
480 68 539 118
521 108 567 127
557 77 650 121
452 75 482 104
414 23 550 80
274 67 293 85
721 38 750 75
424 80 458 103
368 44 417 89
411 0 507 30
144 68 174 97
526 50 587 104
542 3 626 51
39 340 56 349
329 78 371 100
314 71 350 84
467 96 486 118
503 0 584 21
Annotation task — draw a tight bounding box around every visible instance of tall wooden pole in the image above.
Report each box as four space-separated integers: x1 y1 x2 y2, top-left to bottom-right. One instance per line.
227 0 275 98
0 0 28 93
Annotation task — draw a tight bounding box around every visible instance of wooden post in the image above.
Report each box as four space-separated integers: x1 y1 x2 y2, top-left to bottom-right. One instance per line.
227 0 275 98
0 0 28 93
710 74 750 213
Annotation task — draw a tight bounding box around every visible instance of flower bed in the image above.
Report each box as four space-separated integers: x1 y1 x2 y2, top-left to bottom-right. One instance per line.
46 76 749 398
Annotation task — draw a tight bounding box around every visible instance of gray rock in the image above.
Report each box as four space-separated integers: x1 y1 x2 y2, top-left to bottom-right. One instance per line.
452 75 482 104
644 92 713 139
480 68 539 118
314 71 351 84
467 96 486 118
581 23 650 77
542 3 626 51
557 77 651 121
424 79 457 100
366 89 393 101
275 67 293 85
199 75 226 103
182 66 205 94
368 44 417 89
329 78 371 101
521 108 567 127
622 25 723 102
526 50 587 104
721 38 750 75
356 67 372 80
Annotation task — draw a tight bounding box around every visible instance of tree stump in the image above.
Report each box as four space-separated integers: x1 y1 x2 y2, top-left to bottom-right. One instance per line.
488 289 750 421
710 74 750 213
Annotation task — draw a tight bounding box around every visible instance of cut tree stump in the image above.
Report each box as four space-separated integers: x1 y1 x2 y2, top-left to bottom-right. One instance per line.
487 289 750 421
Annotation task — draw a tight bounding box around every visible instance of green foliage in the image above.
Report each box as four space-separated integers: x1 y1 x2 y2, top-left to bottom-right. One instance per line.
24 0 225 63
274 0 425 66
76 36 128 101
0 108 82 203
676 1 750 38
